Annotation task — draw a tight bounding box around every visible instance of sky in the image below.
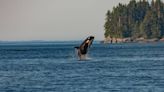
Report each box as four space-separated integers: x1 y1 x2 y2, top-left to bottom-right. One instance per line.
0 0 161 41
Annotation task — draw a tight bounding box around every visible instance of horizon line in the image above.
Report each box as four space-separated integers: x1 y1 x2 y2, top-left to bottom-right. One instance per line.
0 40 102 42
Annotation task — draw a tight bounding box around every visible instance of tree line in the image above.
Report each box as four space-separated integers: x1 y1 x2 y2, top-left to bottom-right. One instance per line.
104 0 164 40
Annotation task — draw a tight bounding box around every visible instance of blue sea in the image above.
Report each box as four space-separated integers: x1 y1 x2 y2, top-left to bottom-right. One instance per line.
0 41 164 92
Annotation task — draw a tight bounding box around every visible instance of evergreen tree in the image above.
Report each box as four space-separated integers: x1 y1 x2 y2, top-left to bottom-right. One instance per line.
104 0 164 40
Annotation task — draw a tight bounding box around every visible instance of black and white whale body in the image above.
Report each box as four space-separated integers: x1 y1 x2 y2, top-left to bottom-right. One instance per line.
75 36 94 60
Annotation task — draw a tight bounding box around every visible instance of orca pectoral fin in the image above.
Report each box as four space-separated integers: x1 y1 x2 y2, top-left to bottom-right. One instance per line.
74 46 79 49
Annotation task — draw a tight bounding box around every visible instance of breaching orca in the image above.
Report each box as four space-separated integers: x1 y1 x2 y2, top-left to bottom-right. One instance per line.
75 36 94 60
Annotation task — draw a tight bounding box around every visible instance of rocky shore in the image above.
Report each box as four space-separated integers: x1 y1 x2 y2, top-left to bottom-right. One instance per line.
101 37 164 44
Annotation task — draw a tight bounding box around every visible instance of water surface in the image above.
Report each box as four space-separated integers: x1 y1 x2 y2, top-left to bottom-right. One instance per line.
0 42 164 92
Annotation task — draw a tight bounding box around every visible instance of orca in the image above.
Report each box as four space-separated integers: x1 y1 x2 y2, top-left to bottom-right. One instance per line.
75 36 94 60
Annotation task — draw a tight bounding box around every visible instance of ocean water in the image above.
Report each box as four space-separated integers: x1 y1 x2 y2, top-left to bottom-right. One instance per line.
0 41 164 92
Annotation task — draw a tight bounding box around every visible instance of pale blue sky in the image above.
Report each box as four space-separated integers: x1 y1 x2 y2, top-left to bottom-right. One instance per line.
0 0 161 41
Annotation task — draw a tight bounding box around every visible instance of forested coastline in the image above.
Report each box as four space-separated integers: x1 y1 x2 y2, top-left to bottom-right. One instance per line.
104 0 164 43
